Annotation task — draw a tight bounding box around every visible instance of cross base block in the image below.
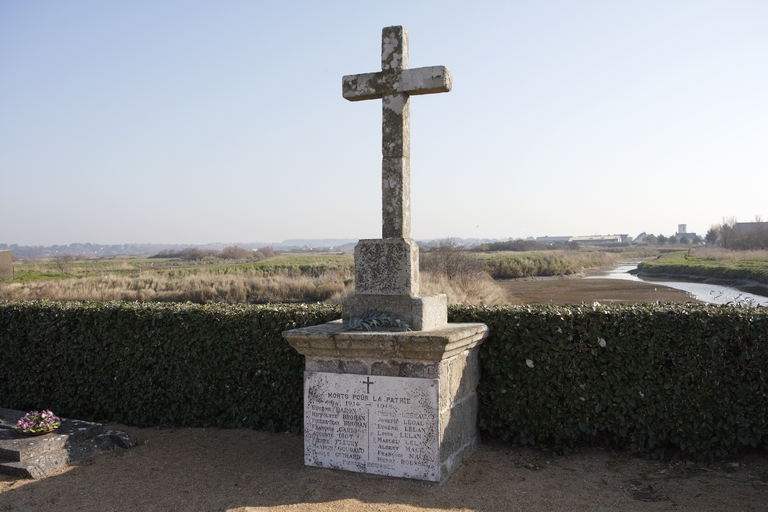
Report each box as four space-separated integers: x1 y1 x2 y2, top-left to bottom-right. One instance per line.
354 238 419 296
343 293 447 332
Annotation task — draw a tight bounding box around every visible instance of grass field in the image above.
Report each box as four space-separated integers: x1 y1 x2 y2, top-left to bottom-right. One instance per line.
477 246 658 279
10 253 355 283
638 248 768 284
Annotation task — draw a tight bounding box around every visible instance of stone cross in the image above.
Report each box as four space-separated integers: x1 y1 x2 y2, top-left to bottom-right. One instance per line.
339 26 451 330
343 26 452 239
285 28 487 484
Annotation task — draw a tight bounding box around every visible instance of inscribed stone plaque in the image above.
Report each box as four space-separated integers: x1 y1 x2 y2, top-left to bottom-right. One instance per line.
304 371 439 481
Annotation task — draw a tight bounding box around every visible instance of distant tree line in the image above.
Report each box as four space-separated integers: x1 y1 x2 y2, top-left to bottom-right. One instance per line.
643 233 703 246
151 246 275 261
705 217 768 250
473 240 551 252
0 243 277 260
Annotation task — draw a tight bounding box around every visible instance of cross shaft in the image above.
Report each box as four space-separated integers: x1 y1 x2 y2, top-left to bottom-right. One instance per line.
342 26 451 239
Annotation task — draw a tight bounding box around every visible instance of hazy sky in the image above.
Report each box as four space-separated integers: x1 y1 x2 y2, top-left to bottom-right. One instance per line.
2 1 766 246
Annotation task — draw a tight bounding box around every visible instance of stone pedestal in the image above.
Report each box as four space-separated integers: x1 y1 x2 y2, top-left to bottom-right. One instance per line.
283 321 488 482
346 238 448 331
284 24 485 483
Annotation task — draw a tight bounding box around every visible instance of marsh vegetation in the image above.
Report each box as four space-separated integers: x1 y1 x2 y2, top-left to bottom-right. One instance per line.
638 247 768 285
0 244 662 306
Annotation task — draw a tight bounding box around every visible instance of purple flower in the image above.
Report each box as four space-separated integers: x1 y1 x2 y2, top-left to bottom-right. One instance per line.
15 409 61 433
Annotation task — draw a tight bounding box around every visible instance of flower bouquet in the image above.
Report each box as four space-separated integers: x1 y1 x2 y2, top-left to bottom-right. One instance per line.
14 410 62 436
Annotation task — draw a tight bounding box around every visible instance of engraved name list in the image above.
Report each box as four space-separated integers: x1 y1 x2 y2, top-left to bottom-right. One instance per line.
304 372 440 481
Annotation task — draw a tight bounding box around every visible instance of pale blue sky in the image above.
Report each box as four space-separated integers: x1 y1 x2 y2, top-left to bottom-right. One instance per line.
1 1 766 245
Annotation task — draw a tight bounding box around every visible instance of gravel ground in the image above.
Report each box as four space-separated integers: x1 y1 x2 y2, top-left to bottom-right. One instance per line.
0 427 766 511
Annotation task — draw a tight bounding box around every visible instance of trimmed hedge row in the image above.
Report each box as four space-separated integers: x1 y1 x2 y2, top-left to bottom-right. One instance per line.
0 301 339 432
450 303 768 459
2 300 767 459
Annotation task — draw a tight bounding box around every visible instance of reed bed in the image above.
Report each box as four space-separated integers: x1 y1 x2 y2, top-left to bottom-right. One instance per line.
420 272 512 306
693 247 768 261
0 269 354 304
0 268 510 305
477 250 627 279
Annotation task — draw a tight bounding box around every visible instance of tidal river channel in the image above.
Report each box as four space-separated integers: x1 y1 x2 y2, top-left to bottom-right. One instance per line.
587 263 768 307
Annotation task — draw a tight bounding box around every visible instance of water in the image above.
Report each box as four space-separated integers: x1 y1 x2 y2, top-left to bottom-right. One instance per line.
586 263 768 306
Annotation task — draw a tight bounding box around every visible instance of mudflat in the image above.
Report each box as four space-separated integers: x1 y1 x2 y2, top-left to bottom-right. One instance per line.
499 274 700 305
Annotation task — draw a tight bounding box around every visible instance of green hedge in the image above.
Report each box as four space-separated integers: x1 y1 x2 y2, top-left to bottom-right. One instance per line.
450 303 768 460
2 300 767 460
0 301 340 432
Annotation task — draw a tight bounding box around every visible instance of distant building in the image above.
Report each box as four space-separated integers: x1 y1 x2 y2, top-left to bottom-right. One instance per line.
633 232 647 244
675 223 697 240
675 225 697 240
0 250 12 279
570 235 623 245
725 221 768 248
536 236 572 244
535 234 633 246
735 222 767 234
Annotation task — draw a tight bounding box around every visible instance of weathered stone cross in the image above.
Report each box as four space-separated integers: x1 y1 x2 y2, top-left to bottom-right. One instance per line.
339 26 451 331
343 26 452 239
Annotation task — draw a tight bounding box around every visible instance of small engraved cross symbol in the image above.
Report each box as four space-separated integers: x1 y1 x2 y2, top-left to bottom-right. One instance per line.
361 376 375 393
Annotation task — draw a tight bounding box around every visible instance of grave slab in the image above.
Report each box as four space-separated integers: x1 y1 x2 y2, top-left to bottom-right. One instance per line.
0 407 136 479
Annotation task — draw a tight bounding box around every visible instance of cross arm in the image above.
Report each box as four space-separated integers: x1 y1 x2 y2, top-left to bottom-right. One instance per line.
343 66 452 102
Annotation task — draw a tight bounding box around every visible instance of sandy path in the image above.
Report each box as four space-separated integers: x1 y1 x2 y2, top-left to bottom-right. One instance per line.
3 277 764 511
1 427 766 511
